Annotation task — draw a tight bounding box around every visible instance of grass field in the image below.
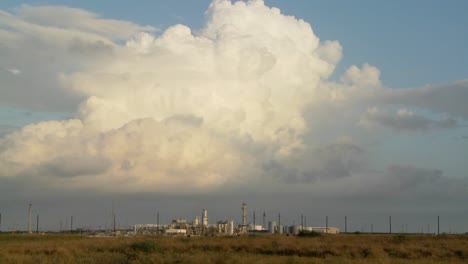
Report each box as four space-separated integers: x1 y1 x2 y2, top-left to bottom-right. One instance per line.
0 233 467 263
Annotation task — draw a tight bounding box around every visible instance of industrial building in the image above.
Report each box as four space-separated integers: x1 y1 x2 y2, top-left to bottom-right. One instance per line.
132 202 340 237
217 220 234 235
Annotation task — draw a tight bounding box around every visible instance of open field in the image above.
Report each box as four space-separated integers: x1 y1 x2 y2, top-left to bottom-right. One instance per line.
0 233 467 263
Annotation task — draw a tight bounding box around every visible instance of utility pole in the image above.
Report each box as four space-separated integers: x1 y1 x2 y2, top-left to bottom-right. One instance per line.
113 213 116 234
278 213 281 226
371 224 373 234
36 215 39 234
389 216 392 234
0 212 2 232
157 211 159 230
437 216 440 235
28 204 32 234
71 216 73 233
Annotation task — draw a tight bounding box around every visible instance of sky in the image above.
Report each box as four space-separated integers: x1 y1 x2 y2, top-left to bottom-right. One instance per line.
0 0 467 233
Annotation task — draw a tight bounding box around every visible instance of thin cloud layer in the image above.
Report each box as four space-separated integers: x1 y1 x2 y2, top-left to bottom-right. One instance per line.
360 107 457 132
0 0 466 195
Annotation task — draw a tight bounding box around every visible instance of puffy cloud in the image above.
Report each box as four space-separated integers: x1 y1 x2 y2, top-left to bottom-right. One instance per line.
0 0 466 195
341 63 382 88
0 0 348 193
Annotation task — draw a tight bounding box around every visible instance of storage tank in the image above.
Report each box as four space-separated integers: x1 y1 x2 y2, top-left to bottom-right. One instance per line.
268 221 277 234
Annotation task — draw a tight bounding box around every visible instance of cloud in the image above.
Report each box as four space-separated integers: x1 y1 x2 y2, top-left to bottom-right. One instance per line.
0 0 466 196
380 80 468 119
360 107 457 132
0 5 155 111
0 0 346 192
13 5 156 39
7 68 21 75
0 125 18 137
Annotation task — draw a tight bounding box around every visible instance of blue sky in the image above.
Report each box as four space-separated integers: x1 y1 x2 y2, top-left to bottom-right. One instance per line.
0 0 467 232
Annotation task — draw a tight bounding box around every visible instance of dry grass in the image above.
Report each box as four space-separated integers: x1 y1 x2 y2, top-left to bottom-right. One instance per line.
0 233 467 263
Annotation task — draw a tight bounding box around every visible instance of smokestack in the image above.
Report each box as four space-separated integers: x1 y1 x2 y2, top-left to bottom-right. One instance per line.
263 211 266 230
28 204 32 234
345 216 347 233
242 203 247 226
301 214 304 230
253 211 256 229
202 209 208 226
326 216 328 234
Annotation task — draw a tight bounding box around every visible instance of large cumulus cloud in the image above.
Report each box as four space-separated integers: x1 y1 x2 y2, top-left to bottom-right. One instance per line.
0 0 344 192
0 0 466 195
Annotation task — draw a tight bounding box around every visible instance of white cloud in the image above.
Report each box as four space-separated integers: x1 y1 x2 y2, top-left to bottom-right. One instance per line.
0 0 345 192
13 5 156 39
0 0 466 194
7 68 21 75
0 5 155 111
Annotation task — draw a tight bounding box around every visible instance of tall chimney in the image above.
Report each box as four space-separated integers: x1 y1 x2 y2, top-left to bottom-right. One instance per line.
202 209 208 226
242 203 247 226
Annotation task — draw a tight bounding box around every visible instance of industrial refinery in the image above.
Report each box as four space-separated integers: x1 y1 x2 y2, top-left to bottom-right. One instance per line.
132 202 339 236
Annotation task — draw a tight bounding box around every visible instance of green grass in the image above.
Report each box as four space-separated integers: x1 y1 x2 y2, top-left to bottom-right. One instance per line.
0 233 467 263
